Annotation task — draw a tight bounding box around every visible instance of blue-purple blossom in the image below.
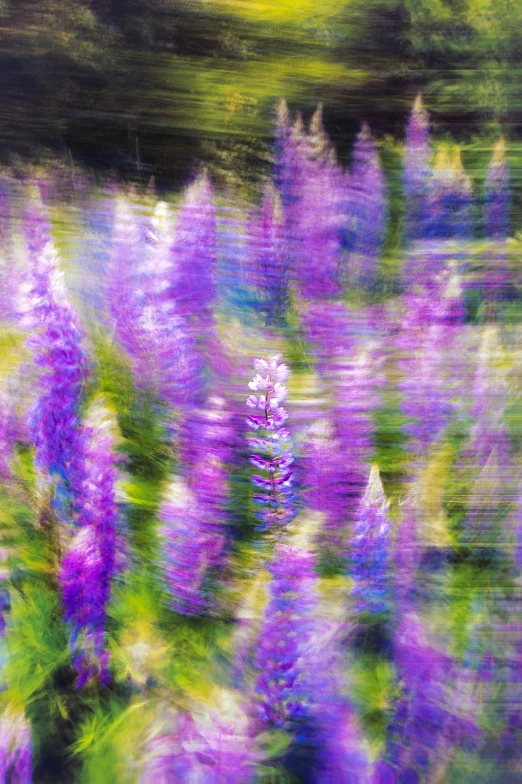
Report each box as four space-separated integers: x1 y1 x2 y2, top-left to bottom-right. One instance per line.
248 185 288 323
404 94 432 242
304 302 383 539
428 145 473 240
0 709 32 783
160 396 232 615
254 542 316 728
377 612 480 781
398 269 464 462
246 355 296 531
485 138 510 239
20 200 89 494
350 465 391 615
341 122 387 288
59 400 120 687
140 698 259 783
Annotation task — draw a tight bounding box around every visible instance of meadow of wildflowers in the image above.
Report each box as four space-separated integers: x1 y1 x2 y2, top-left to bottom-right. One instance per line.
0 95 521 783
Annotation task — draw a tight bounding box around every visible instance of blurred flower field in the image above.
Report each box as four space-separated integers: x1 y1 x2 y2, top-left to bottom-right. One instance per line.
1 97 522 782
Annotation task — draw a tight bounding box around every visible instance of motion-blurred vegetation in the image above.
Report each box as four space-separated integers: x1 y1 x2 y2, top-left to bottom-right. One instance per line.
1 0 521 186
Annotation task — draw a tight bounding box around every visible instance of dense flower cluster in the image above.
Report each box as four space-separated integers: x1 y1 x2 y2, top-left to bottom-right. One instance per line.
0 95 519 782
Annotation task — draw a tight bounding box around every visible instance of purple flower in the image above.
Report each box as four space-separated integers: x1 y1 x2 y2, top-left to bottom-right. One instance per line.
485 138 510 239
404 94 432 242
341 123 387 288
59 400 120 687
398 269 464 462
140 699 259 783
427 146 472 240
246 355 296 531
160 397 232 615
254 542 316 728
170 171 217 323
20 200 89 488
378 612 480 780
303 302 384 540
0 710 32 783
108 197 202 409
350 465 391 615
60 526 110 688
248 184 288 323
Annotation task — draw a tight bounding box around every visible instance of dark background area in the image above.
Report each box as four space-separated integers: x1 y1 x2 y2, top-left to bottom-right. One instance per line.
1 0 521 190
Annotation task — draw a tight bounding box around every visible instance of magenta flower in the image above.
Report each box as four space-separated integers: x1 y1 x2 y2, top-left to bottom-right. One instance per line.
246 355 296 531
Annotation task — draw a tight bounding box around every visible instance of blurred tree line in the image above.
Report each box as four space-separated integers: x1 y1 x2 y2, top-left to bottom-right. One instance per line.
0 0 521 186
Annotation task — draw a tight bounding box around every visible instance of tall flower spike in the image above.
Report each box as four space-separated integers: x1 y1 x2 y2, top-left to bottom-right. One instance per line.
341 122 387 288
0 709 32 783
248 184 288 324
485 137 510 240
350 465 391 616
404 93 432 242
160 397 232 615
254 542 316 728
246 355 296 531
377 612 480 781
295 137 344 299
20 199 89 496
59 399 121 687
170 171 217 325
428 145 472 240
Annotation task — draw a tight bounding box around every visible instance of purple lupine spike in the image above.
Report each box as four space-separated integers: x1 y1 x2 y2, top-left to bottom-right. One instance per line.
160 397 232 615
378 612 480 781
350 465 391 615
404 94 432 242
248 184 288 324
254 542 316 728
0 709 32 783
107 196 146 364
428 145 473 240
485 138 510 240
19 200 89 485
304 418 351 539
59 400 120 687
303 302 384 540
170 171 217 323
246 355 296 531
295 139 344 300
341 122 387 288
108 196 202 409
299 610 370 781
60 525 110 688
398 269 464 463
140 700 259 783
